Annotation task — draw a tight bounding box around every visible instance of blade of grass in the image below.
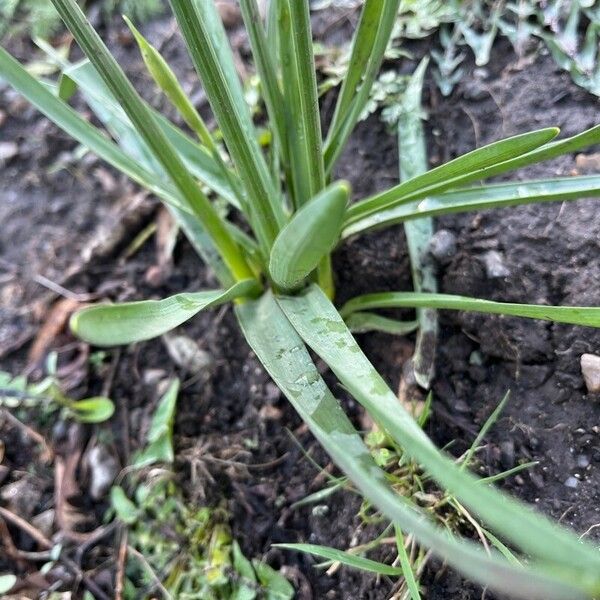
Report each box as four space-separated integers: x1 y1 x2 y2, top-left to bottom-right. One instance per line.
339 291 600 328
398 57 437 389
71 279 259 347
0 47 180 209
444 124 600 189
278 285 600 574
275 544 404 576
343 175 600 237
277 0 325 206
323 0 402 175
169 0 285 256
394 526 422 600
460 392 509 471
345 313 419 335
0 44 234 286
345 127 560 226
48 0 253 282
59 58 242 209
237 292 592 600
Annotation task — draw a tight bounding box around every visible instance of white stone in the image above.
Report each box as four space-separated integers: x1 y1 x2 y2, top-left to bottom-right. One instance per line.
581 354 600 394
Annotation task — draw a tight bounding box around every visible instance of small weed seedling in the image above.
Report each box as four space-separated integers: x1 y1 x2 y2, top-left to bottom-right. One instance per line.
0 352 114 424
2 1 600 597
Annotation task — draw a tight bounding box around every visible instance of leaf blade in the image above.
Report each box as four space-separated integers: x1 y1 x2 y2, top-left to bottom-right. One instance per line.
71 279 259 347
346 127 560 226
269 181 349 289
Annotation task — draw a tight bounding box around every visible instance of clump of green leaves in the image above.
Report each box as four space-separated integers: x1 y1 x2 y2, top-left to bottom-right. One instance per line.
2 1 600 598
0 352 114 423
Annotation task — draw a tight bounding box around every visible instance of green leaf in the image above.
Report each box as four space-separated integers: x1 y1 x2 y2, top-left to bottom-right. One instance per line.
345 313 419 335
70 396 115 423
397 57 437 389
344 175 600 237
134 379 179 467
124 16 213 148
58 72 77 100
275 543 404 576
277 0 325 207
169 0 285 256
345 127 560 226
110 486 138 524
239 0 287 168
269 181 349 290
339 291 600 328
395 527 421 600
0 574 16 595
324 0 402 174
237 292 592 599
326 0 383 142
277 286 600 579
48 0 253 282
71 279 260 346
252 560 294 600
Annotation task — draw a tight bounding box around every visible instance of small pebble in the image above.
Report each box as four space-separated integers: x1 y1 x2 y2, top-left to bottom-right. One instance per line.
85 445 119 501
577 455 591 469
500 440 515 469
564 476 579 489
0 141 18 163
311 505 329 518
482 250 510 279
427 229 457 264
163 334 214 373
581 353 600 393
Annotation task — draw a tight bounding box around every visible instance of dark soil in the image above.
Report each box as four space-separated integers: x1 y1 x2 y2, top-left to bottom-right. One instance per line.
1 10 600 600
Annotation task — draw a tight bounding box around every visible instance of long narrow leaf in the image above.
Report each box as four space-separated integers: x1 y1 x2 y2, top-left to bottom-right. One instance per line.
169 0 285 255
275 544 404 576
0 46 236 285
72 280 259 346
345 127 560 226
398 58 437 389
0 47 178 210
326 0 382 144
345 313 419 335
339 291 600 328
343 175 600 237
278 285 600 577
441 123 600 190
60 59 241 208
48 0 253 282
278 0 325 206
239 0 287 167
237 292 591 600
324 0 401 175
